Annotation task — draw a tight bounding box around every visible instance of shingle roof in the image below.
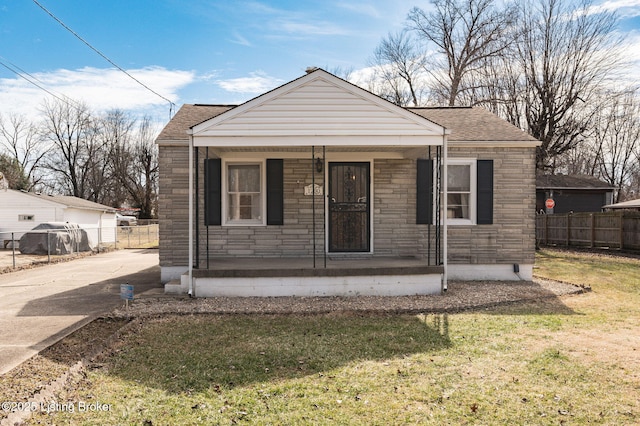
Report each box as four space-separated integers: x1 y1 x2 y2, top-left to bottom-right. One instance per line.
603 198 640 209
156 104 234 141
157 104 539 144
409 107 539 142
536 174 614 190
20 191 116 212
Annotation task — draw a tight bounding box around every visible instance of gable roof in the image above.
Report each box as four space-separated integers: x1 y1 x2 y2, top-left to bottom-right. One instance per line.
156 70 540 148
536 174 614 190
189 69 448 147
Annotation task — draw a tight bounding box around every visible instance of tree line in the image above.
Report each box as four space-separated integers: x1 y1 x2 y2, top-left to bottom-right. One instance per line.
0 99 158 218
365 0 639 203
2 0 638 211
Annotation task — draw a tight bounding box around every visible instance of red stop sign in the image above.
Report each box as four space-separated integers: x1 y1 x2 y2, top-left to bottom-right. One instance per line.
545 198 555 209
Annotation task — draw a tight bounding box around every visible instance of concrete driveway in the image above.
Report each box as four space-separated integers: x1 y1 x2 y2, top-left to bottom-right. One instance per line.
0 249 160 374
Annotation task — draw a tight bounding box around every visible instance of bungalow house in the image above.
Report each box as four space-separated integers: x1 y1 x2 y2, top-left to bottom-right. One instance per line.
0 189 117 248
156 69 539 297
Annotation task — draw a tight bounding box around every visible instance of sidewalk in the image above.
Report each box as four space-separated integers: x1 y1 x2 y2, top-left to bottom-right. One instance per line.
0 249 160 374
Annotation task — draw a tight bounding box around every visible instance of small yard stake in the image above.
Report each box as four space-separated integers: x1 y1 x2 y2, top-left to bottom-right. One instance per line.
120 283 134 319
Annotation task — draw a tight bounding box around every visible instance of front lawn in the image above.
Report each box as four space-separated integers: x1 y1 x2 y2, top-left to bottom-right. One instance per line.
28 249 640 425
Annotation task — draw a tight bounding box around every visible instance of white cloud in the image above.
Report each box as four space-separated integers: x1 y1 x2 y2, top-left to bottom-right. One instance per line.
240 1 351 38
229 31 252 47
585 0 640 17
216 72 284 94
271 20 350 37
335 2 382 19
0 66 195 120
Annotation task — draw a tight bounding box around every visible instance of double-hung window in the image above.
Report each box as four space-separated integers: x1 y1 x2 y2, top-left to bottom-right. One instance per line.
416 158 492 226
225 162 264 225
446 160 476 224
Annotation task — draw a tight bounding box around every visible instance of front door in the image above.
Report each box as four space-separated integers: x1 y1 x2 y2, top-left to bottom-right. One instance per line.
329 162 370 252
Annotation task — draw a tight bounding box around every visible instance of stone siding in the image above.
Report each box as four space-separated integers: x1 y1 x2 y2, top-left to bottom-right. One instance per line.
158 146 536 268
447 146 537 265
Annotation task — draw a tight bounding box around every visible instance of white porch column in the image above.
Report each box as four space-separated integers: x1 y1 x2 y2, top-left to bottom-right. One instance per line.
442 130 448 292
188 134 194 296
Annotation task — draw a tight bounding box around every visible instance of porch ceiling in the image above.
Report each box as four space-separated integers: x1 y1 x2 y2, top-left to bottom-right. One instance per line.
192 135 444 149
201 146 438 160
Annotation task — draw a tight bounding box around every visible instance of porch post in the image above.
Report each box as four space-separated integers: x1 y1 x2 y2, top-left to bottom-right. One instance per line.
188 133 194 296
312 145 316 268
442 129 448 292
323 145 327 268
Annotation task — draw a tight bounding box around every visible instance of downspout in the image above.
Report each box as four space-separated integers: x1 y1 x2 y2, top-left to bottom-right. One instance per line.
442 129 448 293
188 133 194 297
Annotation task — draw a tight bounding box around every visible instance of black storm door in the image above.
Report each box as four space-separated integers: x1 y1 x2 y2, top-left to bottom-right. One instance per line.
329 162 370 252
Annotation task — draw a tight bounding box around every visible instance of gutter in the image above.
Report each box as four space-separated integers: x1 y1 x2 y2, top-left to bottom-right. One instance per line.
188 133 194 297
442 127 448 293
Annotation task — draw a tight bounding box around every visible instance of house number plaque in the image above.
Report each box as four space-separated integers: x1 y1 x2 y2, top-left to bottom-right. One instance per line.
304 184 323 196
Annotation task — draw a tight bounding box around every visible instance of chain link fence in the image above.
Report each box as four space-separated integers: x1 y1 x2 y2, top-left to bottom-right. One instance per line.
0 224 158 271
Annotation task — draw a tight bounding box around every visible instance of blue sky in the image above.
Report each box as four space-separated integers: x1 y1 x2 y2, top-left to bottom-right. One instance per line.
1 0 640 125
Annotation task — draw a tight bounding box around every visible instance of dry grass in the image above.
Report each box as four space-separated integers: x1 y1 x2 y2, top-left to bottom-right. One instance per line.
17 249 640 424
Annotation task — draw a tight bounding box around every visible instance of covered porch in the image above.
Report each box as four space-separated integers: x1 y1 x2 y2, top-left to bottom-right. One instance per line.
179 69 450 297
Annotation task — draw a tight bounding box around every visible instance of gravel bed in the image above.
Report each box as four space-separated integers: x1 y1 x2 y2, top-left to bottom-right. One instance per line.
112 277 587 317
0 276 585 425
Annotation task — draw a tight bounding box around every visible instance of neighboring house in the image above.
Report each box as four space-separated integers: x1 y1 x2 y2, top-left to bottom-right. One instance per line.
603 198 640 211
536 174 614 214
0 189 117 247
156 69 540 297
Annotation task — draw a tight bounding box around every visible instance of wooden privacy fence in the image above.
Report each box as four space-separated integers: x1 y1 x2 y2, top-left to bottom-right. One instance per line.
536 211 640 251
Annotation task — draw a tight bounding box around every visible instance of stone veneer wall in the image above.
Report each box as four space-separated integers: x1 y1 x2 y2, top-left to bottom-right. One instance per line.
446 146 537 265
159 146 536 269
195 158 435 264
158 144 189 268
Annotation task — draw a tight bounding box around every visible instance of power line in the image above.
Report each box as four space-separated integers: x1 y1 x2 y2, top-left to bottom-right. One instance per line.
0 55 83 110
32 0 175 118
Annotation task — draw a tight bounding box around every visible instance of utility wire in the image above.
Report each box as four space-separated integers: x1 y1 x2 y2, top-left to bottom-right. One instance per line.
32 0 175 118
0 55 82 109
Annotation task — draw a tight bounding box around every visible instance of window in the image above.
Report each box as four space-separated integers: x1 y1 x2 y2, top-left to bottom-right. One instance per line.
446 160 476 224
417 158 493 226
18 214 34 222
225 162 264 225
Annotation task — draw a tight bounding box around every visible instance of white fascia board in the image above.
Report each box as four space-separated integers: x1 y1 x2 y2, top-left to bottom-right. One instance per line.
193 135 444 148
450 140 541 148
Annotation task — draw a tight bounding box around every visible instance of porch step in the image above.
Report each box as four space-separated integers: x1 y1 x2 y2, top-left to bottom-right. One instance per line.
164 279 184 294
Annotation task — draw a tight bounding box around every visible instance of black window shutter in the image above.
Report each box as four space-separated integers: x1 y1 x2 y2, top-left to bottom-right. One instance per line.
204 158 221 226
477 160 494 225
416 159 433 224
266 159 284 225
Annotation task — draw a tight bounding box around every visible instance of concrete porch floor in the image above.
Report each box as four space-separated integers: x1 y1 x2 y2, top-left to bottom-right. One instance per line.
192 256 444 278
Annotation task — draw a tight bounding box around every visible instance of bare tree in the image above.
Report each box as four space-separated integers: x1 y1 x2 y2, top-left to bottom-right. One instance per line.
515 0 623 170
112 116 158 218
369 30 426 106
408 0 517 106
98 109 136 206
0 113 47 189
591 92 640 202
40 98 97 198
